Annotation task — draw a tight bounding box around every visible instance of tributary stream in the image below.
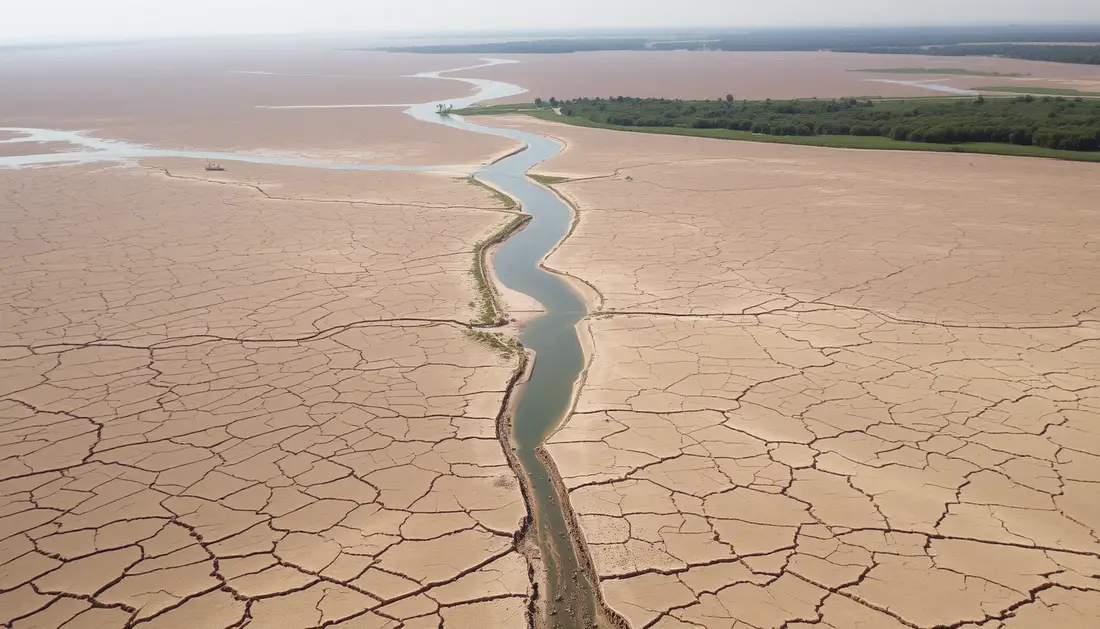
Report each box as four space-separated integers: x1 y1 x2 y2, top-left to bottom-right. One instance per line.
2 59 603 629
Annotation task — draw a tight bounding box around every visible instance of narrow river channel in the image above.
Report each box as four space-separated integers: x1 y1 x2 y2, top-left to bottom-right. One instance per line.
412 63 605 629
1 58 604 629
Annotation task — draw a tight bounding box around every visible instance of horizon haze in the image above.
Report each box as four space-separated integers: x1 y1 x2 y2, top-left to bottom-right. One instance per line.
4 0 1100 44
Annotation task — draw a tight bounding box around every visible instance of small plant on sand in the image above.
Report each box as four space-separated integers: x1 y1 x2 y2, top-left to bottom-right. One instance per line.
469 215 529 325
466 177 517 210
464 329 521 359
530 174 573 186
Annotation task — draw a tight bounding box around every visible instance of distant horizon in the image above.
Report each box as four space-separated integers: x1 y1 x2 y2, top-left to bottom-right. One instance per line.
5 22 1100 48
5 0 1100 45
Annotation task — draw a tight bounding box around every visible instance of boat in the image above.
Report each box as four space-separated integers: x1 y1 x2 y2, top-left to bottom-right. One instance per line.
205 160 225 171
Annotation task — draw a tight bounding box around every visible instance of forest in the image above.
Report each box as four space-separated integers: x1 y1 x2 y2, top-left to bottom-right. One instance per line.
552 95 1100 152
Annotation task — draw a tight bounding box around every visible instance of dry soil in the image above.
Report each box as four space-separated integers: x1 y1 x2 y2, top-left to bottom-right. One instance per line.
0 162 533 629
490 114 1100 629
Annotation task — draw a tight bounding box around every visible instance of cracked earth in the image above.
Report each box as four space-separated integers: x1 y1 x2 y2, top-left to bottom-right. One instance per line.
490 116 1100 628
0 162 532 628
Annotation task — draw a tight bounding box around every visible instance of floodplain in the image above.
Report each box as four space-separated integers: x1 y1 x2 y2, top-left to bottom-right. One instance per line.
1 36 1099 629
0 44 533 629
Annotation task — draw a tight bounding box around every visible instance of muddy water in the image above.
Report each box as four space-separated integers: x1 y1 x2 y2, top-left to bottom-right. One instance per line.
0 58 601 628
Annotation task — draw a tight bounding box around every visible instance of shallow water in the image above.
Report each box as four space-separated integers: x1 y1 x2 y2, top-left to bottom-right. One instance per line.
2 59 598 628
0 127 458 171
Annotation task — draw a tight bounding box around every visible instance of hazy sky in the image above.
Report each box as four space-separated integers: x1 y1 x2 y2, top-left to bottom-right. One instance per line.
3 0 1099 43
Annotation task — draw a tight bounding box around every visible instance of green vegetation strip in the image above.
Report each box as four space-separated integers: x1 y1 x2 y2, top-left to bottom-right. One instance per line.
978 86 1100 97
456 104 541 116
467 176 517 210
470 214 530 325
464 329 522 358
458 95 1100 161
855 68 1028 77
529 174 573 186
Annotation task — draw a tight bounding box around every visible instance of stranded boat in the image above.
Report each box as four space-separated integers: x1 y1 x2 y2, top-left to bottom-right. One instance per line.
204 160 225 171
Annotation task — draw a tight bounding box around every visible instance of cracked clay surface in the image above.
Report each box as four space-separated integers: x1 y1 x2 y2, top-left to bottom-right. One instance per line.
0 162 531 628
491 116 1100 628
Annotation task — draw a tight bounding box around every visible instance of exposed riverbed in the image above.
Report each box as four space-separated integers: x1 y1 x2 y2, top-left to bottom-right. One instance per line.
1 58 607 629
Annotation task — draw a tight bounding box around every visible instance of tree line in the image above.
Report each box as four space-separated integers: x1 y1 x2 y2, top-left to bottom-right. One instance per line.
553 95 1100 152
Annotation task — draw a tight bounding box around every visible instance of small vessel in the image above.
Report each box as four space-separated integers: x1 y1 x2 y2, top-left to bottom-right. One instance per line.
204 160 225 171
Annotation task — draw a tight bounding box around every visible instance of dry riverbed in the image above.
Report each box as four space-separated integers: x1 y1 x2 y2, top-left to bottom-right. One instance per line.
0 162 534 628
488 115 1100 629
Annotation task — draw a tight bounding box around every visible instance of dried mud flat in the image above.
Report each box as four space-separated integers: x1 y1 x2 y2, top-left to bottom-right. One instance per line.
0 142 82 158
467 50 1100 102
0 162 534 628
0 46 517 164
488 115 1100 628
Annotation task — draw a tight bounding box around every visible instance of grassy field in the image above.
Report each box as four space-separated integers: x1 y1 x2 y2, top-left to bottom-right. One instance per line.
978 85 1100 97
457 104 1100 162
855 68 1028 77
529 174 573 186
453 104 541 116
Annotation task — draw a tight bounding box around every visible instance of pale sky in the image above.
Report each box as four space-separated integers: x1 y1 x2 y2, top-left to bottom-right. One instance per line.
2 0 1098 44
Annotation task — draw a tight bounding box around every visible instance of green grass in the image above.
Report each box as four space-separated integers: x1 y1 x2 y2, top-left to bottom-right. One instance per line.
464 329 522 359
469 214 530 325
455 104 541 116
529 174 573 186
467 176 517 210
855 68 1029 77
977 85 1100 97
505 108 1100 162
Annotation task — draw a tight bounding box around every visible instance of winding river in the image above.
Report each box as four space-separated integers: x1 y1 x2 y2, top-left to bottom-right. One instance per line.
2 59 602 628
413 59 604 629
